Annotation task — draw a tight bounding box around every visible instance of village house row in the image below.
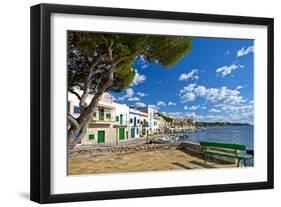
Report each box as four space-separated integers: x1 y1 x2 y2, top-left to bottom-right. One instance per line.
68 92 195 145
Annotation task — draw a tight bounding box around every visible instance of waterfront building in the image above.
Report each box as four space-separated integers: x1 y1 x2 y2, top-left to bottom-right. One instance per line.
137 107 154 135
139 111 149 137
68 92 118 145
85 93 117 145
171 118 195 132
153 114 160 134
112 102 130 142
129 107 141 139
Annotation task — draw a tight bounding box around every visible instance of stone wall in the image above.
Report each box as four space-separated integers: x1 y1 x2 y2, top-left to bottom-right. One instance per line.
68 142 179 159
177 141 236 164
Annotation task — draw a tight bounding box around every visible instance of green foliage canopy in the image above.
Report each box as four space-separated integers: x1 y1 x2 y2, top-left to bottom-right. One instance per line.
68 32 192 93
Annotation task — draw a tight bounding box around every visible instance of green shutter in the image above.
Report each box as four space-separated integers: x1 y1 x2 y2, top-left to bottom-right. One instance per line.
99 109 104 120
88 134 94 140
116 116 119 122
120 115 123 125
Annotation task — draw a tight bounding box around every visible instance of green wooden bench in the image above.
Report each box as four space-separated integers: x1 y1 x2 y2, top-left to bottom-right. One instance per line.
199 141 253 167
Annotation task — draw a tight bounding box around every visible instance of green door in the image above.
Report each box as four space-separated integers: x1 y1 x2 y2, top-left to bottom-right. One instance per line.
119 128 125 140
97 131 105 143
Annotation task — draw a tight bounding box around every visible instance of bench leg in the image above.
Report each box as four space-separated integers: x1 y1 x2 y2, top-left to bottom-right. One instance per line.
243 159 247 167
237 158 241 167
203 154 206 164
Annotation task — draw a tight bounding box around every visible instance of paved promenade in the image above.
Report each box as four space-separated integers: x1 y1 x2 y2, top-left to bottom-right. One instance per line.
68 147 237 175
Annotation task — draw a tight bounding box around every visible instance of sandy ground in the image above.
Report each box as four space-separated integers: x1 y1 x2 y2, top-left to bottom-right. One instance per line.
68 148 237 175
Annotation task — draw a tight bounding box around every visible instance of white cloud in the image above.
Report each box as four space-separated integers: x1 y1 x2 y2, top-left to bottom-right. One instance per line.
168 102 177 106
179 84 247 106
194 86 206 96
236 85 243 90
180 92 196 103
137 92 148 97
190 105 200 110
179 83 197 103
130 70 146 86
148 104 160 111
179 83 197 95
184 105 200 110
164 112 184 119
135 102 146 107
216 64 244 77
237 46 254 57
209 108 221 113
136 55 150 69
128 97 140 102
156 101 166 107
179 69 199 81
118 88 134 100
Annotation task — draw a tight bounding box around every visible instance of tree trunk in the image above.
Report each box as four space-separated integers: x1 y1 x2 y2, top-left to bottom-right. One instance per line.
67 73 114 150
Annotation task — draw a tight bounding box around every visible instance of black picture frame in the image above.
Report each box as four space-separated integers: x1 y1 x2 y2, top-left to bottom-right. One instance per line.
30 3 274 204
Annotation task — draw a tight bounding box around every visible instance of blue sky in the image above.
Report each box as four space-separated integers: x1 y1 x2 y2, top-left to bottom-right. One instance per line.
110 37 254 124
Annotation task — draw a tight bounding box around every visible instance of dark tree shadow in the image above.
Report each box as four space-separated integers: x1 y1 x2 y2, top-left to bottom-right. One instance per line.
172 162 193 169
189 160 216 168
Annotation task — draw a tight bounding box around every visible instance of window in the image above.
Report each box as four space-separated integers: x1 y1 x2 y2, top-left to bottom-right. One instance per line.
137 119 140 124
136 128 139 134
120 114 123 125
106 113 111 119
93 112 96 117
74 106 80 114
88 134 94 140
116 116 119 122
130 118 133 123
99 108 104 120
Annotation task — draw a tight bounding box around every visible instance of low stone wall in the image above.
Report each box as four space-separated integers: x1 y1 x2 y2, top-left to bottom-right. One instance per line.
177 141 236 164
68 142 179 159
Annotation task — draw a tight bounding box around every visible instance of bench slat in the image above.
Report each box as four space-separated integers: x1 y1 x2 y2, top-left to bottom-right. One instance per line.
200 141 246 151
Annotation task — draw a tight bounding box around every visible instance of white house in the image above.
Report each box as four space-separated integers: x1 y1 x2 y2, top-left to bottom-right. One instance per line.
112 102 130 142
129 107 141 139
137 106 154 135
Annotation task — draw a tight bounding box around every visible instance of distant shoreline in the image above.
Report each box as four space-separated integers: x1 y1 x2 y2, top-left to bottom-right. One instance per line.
195 122 252 127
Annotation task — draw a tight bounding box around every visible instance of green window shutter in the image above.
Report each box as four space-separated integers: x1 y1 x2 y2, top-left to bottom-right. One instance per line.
116 116 119 122
120 115 123 125
88 134 94 140
106 113 111 119
93 112 96 117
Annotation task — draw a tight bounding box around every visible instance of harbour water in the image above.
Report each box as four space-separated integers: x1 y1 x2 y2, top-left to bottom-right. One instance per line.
182 125 254 150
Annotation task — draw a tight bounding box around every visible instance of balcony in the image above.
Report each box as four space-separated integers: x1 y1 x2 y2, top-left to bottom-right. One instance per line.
91 110 115 124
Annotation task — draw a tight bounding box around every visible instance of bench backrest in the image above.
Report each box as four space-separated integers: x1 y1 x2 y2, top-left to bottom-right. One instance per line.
200 141 246 151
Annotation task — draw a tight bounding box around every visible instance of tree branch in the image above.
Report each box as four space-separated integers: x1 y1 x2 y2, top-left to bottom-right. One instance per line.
114 50 137 65
68 88 81 100
67 114 79 130
79 55 102 112
107 39 114 62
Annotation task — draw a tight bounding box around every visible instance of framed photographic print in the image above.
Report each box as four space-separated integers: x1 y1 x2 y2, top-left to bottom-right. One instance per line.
30 3 274 203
